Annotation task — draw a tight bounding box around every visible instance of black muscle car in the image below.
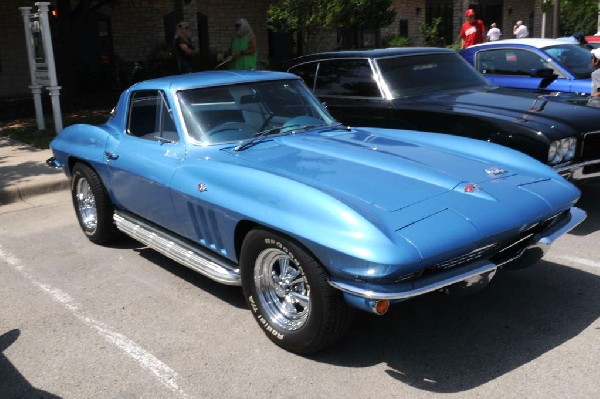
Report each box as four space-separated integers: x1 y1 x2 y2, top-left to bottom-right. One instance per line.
288 48 600 179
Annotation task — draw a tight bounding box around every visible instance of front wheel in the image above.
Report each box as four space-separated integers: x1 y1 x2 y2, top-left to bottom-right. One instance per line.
71 163 117 245
240 229 354 354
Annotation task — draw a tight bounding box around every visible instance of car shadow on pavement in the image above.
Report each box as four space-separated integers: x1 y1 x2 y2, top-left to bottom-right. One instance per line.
0 329 62 398
133 243 247 309
313 260 600 393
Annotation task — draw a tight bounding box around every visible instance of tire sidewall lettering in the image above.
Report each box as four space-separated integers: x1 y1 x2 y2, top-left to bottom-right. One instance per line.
248 295 284 340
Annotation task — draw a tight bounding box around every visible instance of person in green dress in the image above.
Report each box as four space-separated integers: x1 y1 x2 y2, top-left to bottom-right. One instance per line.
230 18 257 70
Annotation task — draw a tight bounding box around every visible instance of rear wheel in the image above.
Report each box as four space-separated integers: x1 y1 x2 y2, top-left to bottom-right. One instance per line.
240 229 354 354
71 163 117 245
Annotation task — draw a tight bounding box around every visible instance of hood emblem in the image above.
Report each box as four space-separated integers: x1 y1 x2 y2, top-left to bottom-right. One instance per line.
464 183 480 193
485 167 508 176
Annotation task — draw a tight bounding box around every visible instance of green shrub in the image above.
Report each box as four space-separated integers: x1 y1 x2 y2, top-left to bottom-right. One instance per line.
384 35 412 47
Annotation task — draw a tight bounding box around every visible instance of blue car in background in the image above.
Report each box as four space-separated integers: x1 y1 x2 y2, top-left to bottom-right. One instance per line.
459 39 594 94
47 70 585 354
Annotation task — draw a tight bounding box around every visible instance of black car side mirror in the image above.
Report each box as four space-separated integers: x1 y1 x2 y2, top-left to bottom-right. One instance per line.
531 68 558 89
530 68 557 79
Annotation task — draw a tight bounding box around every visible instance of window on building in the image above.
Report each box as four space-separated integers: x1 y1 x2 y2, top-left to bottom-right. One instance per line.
426 0 453 45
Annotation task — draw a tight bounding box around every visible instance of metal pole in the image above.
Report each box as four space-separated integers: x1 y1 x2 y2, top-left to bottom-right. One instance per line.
36 2 63 133
541 12 546 38
19 6 45 130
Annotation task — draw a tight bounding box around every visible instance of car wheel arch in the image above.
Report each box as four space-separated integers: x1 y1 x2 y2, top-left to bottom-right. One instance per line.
234 221 327 276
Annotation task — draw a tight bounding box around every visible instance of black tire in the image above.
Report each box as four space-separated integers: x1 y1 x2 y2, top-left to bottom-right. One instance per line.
71 163 117 245
240 229 354 354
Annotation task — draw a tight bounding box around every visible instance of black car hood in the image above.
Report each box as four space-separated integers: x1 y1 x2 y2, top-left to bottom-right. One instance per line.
402 86 600 137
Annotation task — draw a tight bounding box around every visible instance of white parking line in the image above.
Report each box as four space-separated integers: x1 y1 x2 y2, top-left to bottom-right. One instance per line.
546 254 600 269
0 244 188 398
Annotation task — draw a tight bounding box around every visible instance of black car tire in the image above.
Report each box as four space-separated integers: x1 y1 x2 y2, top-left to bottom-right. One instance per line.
71 163 117 245
240 229 354 354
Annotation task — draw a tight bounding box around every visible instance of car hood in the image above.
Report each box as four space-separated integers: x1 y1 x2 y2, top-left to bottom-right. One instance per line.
226 127 559 213
404 86 600 135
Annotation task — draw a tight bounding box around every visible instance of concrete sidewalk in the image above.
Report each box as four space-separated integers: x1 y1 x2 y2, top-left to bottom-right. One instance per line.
0 137 69 205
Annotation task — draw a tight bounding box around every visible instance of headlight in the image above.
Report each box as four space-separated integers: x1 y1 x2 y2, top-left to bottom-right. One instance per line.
560 137 576 161
548 141 560 164
548 137 576 165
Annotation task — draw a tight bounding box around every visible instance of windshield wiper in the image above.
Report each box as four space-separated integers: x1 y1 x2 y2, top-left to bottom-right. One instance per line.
234 123 350 151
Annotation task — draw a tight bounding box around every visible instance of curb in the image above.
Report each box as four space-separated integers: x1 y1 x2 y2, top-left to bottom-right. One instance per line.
0 137 70 205
0 177 69 205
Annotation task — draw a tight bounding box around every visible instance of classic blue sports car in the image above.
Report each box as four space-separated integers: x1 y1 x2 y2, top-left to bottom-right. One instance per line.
459 39 594 94
48 71 585 354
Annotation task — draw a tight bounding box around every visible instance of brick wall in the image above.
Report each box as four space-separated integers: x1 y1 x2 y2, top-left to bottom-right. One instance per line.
1 0 545 98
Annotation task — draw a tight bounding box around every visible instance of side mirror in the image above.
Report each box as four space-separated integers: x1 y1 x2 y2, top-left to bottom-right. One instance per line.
530 68 558 89
530 68 557 79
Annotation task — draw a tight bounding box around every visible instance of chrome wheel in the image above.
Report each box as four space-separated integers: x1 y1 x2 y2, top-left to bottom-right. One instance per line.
253 248 310 331
75 177 97 233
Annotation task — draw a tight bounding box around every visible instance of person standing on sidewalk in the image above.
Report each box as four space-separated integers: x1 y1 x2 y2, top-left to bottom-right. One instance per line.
460 9 486 49
487 23 502 42
513 21 529 38
230 18 257 70
174 21 195 73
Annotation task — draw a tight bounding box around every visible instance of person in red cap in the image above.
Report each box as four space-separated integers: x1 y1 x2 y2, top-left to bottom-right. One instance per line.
460 9 486 49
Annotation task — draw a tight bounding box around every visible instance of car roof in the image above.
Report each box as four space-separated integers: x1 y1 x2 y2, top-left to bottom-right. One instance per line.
291 47 455 63
130 70 299 92
467 38 582 50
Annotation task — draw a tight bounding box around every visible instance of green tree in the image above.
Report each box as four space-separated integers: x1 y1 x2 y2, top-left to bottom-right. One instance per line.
558 0 598 35
419 17 444 47
267 0 395 53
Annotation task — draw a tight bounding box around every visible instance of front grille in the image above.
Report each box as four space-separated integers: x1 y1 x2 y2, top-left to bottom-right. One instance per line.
427 210 568 273
581 131 600 163
431 243 498 270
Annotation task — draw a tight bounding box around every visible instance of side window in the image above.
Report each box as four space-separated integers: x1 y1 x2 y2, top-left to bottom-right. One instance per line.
127 90 178 141
289 63 317 90
476 49 546 76
315 59 380 97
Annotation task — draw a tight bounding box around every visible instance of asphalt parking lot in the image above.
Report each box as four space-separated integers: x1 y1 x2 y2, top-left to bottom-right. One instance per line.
0 178 599 398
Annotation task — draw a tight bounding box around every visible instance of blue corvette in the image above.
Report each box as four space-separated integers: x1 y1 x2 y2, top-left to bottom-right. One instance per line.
48 71 585 353
459 39 594 94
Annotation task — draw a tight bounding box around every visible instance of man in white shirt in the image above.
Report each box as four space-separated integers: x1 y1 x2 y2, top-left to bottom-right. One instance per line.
487 23 502 41
513 21 529 38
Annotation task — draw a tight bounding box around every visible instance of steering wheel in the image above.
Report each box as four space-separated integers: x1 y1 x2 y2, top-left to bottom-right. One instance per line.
205 122 255 142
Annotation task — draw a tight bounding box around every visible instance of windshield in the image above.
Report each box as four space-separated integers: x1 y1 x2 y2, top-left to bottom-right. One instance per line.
542 44 595 79
376 53 490 97
177 79 335 144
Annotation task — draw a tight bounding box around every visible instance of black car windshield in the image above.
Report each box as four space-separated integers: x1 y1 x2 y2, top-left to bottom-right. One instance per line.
542 44 595 79
376 53 490 97
177 79 335 145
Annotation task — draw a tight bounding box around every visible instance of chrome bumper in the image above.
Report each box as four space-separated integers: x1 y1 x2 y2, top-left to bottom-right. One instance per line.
46 157 62 168
330 207 586 302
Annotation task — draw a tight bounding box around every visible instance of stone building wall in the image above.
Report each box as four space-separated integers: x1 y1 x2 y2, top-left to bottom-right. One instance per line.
382 0 425 45
1 0 548 98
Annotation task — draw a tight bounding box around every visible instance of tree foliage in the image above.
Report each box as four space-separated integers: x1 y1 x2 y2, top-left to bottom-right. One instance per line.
558 0 599 35
267 0 395 52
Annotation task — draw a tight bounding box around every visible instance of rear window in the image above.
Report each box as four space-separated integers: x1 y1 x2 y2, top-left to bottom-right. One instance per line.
376 53 489 97
314 59 381 98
